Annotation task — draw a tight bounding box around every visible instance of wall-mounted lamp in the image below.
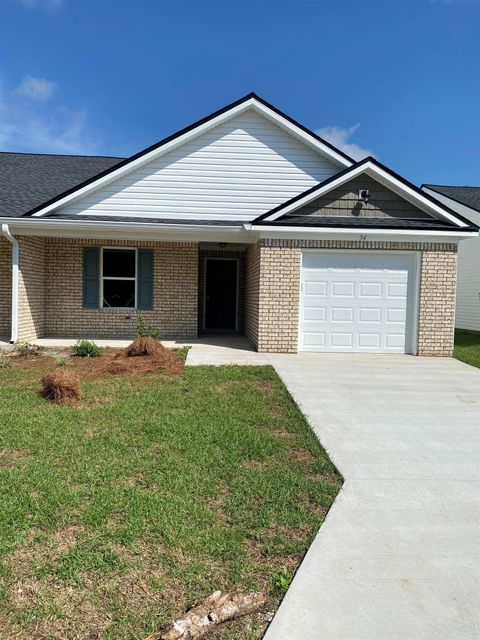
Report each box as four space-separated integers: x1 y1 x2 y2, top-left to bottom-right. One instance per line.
359 189 370 205
219 242 227 248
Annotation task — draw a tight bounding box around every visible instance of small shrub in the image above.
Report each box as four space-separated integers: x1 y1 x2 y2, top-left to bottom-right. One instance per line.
0 354 12 369
135 315 161 341
40 369 81 403
15 342 44 358
55 356 70 367
72 340 102 358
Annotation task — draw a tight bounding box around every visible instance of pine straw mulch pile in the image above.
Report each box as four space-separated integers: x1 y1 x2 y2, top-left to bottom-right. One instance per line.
5 337 184 380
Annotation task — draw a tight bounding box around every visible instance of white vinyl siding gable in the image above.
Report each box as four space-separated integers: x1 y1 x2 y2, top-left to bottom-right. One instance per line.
456 235 480 331
56 110 341 222
422 188 480 331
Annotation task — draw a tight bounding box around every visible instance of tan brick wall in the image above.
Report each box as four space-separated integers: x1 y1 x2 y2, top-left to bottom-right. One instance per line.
418 249 457 356
0 238 12 338
43 238 198 340
18 236 46 341
245 243 260 349
250 239 457 356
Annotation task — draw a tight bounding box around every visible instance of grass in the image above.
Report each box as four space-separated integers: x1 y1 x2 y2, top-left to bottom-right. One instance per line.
454 330 480 369
0 363 341 639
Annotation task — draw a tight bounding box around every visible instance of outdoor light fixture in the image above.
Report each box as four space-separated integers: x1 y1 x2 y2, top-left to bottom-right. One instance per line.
359 189 370 204
219 242 227 248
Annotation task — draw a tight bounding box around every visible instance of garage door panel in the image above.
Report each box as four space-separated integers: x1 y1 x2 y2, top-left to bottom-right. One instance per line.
300 252 416 354
303 307 326 321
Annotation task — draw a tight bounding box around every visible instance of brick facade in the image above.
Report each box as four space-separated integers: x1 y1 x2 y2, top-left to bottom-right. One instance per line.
4 234 458 356
18 237 46 341
0 238 12 338
244 239 458 356
245 243 260 348
14 237 198 341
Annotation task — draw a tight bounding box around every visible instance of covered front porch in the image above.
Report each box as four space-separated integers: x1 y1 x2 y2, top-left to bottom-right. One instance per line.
0 233 261 348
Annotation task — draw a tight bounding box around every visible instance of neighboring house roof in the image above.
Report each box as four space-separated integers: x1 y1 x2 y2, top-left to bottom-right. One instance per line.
422 184 480 214
0 152 124 217
24 92 354 220
252 158 478 230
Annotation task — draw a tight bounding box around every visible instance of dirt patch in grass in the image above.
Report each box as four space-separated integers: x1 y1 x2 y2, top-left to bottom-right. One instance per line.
0 449 28 469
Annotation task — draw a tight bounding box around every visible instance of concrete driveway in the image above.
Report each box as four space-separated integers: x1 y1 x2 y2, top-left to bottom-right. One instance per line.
263 354 480 640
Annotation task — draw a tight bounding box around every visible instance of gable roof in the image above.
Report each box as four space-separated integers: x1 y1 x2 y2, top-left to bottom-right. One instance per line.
252 157 477 229
26 93 354 219
0 152 124 218
422 184 480 214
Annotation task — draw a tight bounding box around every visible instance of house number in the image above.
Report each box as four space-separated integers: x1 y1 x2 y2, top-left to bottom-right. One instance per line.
360 234 367 241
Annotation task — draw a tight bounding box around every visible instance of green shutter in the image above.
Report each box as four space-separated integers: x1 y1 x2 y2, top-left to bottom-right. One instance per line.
82 247 99 308
137 249 153 310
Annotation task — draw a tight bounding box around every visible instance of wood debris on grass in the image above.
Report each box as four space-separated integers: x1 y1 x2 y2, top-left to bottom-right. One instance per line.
145 590 267 640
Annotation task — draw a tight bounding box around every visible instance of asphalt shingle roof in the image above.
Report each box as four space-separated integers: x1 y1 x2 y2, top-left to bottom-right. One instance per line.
424 184 480 214
254 214 462 230
0 152 124 217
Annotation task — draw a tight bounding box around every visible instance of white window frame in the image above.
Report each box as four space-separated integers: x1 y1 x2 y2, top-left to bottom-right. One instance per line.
100 246 137 310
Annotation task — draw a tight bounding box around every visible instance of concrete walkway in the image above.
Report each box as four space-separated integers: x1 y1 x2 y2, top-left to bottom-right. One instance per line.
263 354 480 640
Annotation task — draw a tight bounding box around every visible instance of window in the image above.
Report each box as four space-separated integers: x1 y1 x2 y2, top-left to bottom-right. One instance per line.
101 248 136 308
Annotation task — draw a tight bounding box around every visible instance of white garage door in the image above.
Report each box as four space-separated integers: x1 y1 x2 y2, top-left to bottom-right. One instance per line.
300 252 418 353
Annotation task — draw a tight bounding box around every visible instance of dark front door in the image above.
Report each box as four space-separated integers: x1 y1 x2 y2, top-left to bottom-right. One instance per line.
204 259 238 331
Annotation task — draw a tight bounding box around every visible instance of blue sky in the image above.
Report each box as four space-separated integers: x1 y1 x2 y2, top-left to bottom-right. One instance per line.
0 0 479 186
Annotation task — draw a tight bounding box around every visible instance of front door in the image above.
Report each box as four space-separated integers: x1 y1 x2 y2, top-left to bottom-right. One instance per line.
204 259 238 331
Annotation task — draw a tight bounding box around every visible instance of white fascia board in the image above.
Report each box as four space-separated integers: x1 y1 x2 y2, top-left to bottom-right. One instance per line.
263 162 469 227
248 224 477 243
31 97 351 218
2 218 255 243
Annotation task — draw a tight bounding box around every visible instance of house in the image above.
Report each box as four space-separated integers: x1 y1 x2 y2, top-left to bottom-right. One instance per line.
0 93 477 355
421 185 480 333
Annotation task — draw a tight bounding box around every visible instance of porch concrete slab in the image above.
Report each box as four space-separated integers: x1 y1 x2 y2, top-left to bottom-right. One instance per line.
184 336 270 365
263 354 480 640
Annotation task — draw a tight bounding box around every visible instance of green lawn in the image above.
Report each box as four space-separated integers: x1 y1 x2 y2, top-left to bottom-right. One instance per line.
454 330 480 369
0 363 341 639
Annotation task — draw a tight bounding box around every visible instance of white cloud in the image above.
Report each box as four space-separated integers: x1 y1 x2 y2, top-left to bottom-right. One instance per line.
18 0 62 9
316 124 374 161
15 75 56 101
0 78 99 155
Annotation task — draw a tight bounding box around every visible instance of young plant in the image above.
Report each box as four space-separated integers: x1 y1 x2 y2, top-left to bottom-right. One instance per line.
135 315 161 341
72 339 102 358
14 342 44 357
